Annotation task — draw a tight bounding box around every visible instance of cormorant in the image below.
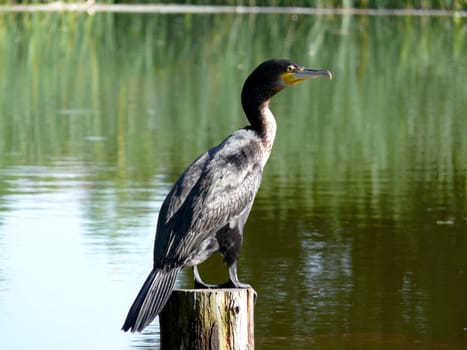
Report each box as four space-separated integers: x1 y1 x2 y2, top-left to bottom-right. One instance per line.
122 59 332 332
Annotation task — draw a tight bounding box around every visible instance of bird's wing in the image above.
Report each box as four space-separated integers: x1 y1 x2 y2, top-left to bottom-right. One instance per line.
159 151 210 223
153 132 263 267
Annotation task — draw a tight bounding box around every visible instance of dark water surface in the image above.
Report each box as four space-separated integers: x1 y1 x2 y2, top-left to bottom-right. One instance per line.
0 12 466 350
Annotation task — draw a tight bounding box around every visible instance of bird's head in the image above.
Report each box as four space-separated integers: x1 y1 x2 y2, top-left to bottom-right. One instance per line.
241 59 332 126
243 59 332 94
278 60 333 87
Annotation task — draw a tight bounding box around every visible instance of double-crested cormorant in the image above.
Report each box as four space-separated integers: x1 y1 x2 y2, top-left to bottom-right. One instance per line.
122 59 332 332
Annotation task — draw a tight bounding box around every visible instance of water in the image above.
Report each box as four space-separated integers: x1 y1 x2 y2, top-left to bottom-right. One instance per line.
0 12 466 349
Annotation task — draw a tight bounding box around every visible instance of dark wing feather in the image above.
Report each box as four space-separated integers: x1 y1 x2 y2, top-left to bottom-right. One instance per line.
153 130 263 268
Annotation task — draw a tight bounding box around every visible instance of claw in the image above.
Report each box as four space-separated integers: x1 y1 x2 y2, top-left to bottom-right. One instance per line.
193 264 257 305
194 278 252 290
194 279 218 289
250 288 258 304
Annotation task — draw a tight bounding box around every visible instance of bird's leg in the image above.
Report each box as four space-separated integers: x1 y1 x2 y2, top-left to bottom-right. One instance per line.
193 265 218 289
226 262 257 302
227 261 251 289
193 265 238 289
193 264 256 302
193 264 253 289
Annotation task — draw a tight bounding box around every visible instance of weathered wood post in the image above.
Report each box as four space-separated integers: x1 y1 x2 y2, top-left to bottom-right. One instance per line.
159 288 255 350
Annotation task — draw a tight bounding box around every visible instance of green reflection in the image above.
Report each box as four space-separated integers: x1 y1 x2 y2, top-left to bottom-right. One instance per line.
0 12 466 349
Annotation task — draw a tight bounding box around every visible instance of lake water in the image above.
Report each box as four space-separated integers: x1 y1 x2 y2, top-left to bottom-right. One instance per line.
0 12 466 350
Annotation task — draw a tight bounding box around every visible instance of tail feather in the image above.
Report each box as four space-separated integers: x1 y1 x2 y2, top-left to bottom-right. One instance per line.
122 268 179 332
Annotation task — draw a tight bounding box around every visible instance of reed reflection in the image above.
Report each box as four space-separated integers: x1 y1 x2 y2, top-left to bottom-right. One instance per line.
0 12 465 350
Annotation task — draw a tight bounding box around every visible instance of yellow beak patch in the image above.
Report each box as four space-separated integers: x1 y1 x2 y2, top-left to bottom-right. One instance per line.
281 72 304 86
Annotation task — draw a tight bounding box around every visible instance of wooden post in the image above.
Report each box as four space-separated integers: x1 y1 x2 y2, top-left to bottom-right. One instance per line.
159 288 255 350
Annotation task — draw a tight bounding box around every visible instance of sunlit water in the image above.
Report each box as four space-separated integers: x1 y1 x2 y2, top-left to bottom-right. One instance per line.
1 12 466 350
1 160 465 349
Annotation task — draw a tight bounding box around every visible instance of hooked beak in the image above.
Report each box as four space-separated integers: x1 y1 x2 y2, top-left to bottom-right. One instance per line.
295 69 332 81
282 68 333 86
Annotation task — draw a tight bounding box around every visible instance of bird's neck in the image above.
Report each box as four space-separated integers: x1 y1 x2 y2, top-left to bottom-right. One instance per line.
255 101 277 153
242 95 277 153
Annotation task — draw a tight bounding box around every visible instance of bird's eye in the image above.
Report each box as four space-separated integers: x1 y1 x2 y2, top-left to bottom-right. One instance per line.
286 65 295 73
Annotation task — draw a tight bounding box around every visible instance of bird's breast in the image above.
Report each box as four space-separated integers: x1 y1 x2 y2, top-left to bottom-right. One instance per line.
216 128 273 170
